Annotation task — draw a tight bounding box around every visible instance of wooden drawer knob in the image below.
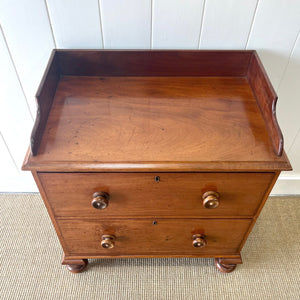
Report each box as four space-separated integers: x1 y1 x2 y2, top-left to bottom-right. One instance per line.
192 234 207 248
101 235 116 249
202 191 220 209
91 192 110 209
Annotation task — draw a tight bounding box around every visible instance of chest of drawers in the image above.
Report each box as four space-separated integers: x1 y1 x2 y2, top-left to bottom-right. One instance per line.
23 50 291 273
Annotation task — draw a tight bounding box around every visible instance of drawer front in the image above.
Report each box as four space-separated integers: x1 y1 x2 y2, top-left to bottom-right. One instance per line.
39 172 274 218
58 218 251 256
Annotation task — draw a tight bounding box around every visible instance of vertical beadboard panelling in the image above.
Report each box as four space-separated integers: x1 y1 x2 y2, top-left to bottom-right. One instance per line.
152 0 204 49
0 134 37 192
46 0 103 48
199 0 258 49
0 133 18 177
0 28 33 168
277 33 300 151
247 0 300 89
100 0 151 48
0 0 54 116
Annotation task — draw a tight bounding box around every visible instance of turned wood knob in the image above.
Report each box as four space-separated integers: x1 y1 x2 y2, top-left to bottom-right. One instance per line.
101 235 116 249
202 191 220 209
91 192 110 209
192 234 207 248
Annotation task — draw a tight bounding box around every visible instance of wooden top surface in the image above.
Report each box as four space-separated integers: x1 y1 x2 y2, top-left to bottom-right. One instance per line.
24 75 291 171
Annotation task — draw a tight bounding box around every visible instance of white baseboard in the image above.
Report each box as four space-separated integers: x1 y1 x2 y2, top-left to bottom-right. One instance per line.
0 173 38 193
271 176 300 195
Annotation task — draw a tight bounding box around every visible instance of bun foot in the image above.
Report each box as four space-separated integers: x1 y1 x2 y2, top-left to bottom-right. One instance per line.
215 258 236 273
62 254 88 273
66 259 88 273
214 256 242 273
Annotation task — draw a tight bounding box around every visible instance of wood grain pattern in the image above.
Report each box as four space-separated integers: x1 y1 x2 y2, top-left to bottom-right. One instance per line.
31 170 68 251
56 50 253 76
247 51 283 156
25 50 291 165
26 75 290 171
58 218 251 256
21 50 292 272
39 172 275 218
30 50 60 155
1 0 298 194
22 158 291 172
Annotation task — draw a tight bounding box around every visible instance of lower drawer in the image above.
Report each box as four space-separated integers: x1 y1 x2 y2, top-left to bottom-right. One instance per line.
58 218 252 256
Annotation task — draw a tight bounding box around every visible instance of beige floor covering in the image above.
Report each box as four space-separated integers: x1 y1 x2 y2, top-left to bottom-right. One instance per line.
1 193 299 300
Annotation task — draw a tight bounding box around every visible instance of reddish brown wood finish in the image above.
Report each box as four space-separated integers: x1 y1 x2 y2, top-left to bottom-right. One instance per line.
215 256 242 273
31 170 68 251
23 50 292 273
62 254 88 273
24 75 291 172
39 76 269 162
26 50 288 160
39 172 275 218
31 50 60 155
247 51 283 156
58 218 251 256
22 157 291 172
56 50 252 77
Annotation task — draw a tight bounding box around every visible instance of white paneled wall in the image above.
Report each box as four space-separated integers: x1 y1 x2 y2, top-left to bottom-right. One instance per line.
0 27 32 166
199 0 258 49
0 25 38 192
0 0 299 193
100 0 152 48
46 0 103 48
0 0 55 116
152 0 204 49
277 33 300 151
246 0 300 90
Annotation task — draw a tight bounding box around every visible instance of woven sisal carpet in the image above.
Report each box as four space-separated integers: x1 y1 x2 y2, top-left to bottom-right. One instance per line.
1 193 300 299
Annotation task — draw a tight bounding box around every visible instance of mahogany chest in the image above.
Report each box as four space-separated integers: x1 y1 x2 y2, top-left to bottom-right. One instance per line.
23 50 291 273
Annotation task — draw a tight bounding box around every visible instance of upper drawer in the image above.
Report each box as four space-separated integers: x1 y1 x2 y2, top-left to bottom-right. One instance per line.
39 172 274 218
